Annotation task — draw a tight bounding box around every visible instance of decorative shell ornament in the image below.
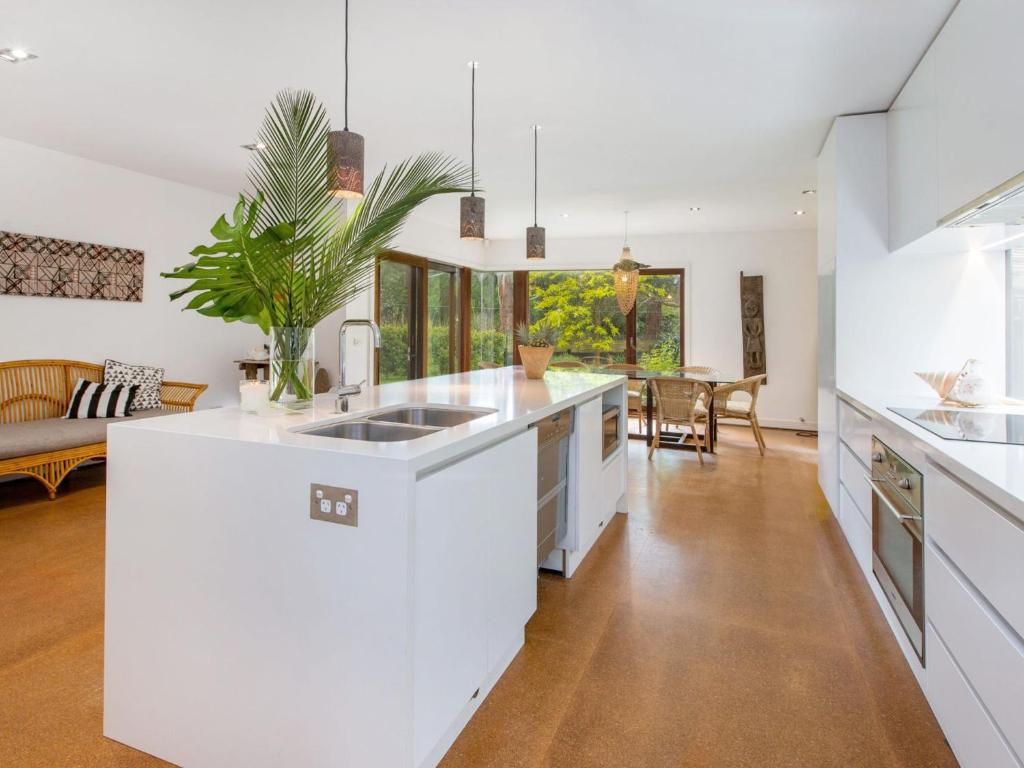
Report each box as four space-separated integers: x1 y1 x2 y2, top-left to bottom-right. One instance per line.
612 251 649 315
915 359 991 407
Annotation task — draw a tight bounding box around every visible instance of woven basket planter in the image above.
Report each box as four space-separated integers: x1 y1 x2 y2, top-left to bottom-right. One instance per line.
518 346 554 379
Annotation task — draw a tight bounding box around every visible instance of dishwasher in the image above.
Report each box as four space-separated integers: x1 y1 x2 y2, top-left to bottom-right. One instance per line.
533 407 573 567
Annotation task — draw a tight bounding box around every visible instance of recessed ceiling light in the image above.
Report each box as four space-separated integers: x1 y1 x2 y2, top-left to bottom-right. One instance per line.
794 209 807 216
802 189 817 196
241 142 267 151
689 206 701 212
560 213 570 219
0 48 37 63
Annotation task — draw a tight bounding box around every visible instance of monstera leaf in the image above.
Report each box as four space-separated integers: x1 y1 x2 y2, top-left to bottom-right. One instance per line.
163 194 294 333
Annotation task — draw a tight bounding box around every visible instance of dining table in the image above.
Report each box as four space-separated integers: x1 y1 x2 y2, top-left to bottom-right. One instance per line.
578 368 735 453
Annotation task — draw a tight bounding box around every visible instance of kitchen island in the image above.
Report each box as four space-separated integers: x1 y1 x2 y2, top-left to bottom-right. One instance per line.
103 367 628 768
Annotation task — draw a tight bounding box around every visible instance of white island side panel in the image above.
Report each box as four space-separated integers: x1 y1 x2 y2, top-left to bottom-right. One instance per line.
104 428 416 768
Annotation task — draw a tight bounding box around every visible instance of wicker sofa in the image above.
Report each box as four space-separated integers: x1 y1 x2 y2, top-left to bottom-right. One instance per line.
0 360 206 499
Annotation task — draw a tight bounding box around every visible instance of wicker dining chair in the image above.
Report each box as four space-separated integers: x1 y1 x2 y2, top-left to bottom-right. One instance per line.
549 361 586 369
478 361 501 369
603 364 645 429
710 374 768 455
647 377 713 465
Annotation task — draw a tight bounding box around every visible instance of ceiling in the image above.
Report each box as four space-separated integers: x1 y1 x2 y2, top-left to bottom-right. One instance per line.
1 0 956 240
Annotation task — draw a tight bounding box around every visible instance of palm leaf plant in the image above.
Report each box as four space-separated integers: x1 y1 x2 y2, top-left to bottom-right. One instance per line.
162 89 473 406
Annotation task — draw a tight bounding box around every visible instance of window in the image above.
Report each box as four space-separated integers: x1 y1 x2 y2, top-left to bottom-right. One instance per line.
527 269 684 368
1008 249 1024 397
528 271 626 365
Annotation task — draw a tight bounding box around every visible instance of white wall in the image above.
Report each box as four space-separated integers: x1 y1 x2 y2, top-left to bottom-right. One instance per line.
484 229 818 430
827 114 1006 402
0 136 262 407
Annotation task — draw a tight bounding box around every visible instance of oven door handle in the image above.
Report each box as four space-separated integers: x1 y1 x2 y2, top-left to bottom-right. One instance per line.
864 474 923 531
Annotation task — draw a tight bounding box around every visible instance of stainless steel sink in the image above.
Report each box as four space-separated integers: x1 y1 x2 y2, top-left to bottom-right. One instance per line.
302 420 439 442
367 405 496 428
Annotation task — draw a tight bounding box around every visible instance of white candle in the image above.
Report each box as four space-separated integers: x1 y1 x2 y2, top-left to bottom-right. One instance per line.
239 380 270 414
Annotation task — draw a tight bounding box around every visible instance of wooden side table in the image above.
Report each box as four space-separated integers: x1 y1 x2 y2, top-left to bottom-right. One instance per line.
235 359 270 381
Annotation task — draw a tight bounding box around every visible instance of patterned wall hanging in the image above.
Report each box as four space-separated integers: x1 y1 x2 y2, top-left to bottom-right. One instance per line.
0 230 144 302
740 272 766 382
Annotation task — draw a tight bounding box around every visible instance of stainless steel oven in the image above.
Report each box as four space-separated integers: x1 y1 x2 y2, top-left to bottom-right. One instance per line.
867 437 924 661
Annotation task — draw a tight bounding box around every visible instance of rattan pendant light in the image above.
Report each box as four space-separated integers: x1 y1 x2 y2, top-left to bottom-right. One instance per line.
460 61 485 240
328 0 364 199
613 210 647 315
526 125 545 260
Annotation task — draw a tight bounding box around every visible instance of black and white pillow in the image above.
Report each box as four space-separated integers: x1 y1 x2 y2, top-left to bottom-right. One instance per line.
103 359 164 410
65 379 138 419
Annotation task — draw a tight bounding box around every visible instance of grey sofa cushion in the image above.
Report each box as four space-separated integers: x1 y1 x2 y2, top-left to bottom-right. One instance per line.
0 410 169 461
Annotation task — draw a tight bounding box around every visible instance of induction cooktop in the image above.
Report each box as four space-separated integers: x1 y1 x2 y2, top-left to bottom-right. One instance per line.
889 407 1024 445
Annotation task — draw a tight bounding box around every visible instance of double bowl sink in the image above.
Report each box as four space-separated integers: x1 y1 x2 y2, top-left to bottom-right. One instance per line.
300 405 497 443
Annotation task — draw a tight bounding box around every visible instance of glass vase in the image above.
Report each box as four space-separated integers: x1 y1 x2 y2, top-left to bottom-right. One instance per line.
270 327 315 410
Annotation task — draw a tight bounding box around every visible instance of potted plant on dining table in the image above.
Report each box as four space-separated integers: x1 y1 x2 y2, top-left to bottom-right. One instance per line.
516 320 561 379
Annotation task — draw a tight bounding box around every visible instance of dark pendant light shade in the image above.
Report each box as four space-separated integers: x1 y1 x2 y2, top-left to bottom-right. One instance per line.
329 0 365 199
460 61 485 240
526 225 546 260
461 195 485 239
525 124 545 260
329 129 364 199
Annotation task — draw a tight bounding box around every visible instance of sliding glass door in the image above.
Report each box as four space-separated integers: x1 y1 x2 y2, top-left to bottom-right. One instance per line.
377 257 422 383
427 264 461 376
375 253 468 383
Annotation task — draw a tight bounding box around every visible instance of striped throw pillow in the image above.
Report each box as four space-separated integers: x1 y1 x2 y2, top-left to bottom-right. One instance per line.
64 379 138 419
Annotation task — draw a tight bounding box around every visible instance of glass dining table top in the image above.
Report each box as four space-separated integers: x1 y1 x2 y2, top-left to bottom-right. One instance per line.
564 367 735 385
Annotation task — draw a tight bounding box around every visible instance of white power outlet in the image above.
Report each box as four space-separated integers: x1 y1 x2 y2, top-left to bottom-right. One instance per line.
309 484 359 526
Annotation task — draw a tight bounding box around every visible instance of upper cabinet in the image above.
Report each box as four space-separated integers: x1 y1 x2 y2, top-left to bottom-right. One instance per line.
887 46 938 252
888 0 1024 252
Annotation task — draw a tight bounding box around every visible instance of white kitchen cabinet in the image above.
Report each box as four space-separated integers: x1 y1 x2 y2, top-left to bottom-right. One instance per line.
926 623 1019 768
932 0 1024 222
413 430 536 767
575 397 605 558
887 0 1024 249
838 484 872 576
927 462 1024 639
927 545 1024 760
838 442 870 528
887 44 938 252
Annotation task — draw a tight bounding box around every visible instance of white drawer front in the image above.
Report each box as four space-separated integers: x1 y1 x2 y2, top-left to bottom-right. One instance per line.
838 442 871 527
600 451 624 528
926 623 1019 768
927 545 1024 760
838 398 873 466
839 484 872 576
928 465 1024 638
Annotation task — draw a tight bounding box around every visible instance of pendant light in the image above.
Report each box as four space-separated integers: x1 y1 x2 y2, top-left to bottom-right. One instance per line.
329 0 365 199
526 125 545 260
460 61 485 240
613 210 647 315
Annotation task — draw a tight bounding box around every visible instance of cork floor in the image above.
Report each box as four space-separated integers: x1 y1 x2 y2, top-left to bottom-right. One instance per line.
0 427 956 768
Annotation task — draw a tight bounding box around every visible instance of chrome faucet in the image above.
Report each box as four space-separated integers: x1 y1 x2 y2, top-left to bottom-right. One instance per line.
336 319 382 412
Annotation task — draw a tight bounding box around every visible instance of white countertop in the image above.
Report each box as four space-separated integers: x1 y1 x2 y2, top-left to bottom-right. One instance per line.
838 388 1024 521
111 367 625 472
